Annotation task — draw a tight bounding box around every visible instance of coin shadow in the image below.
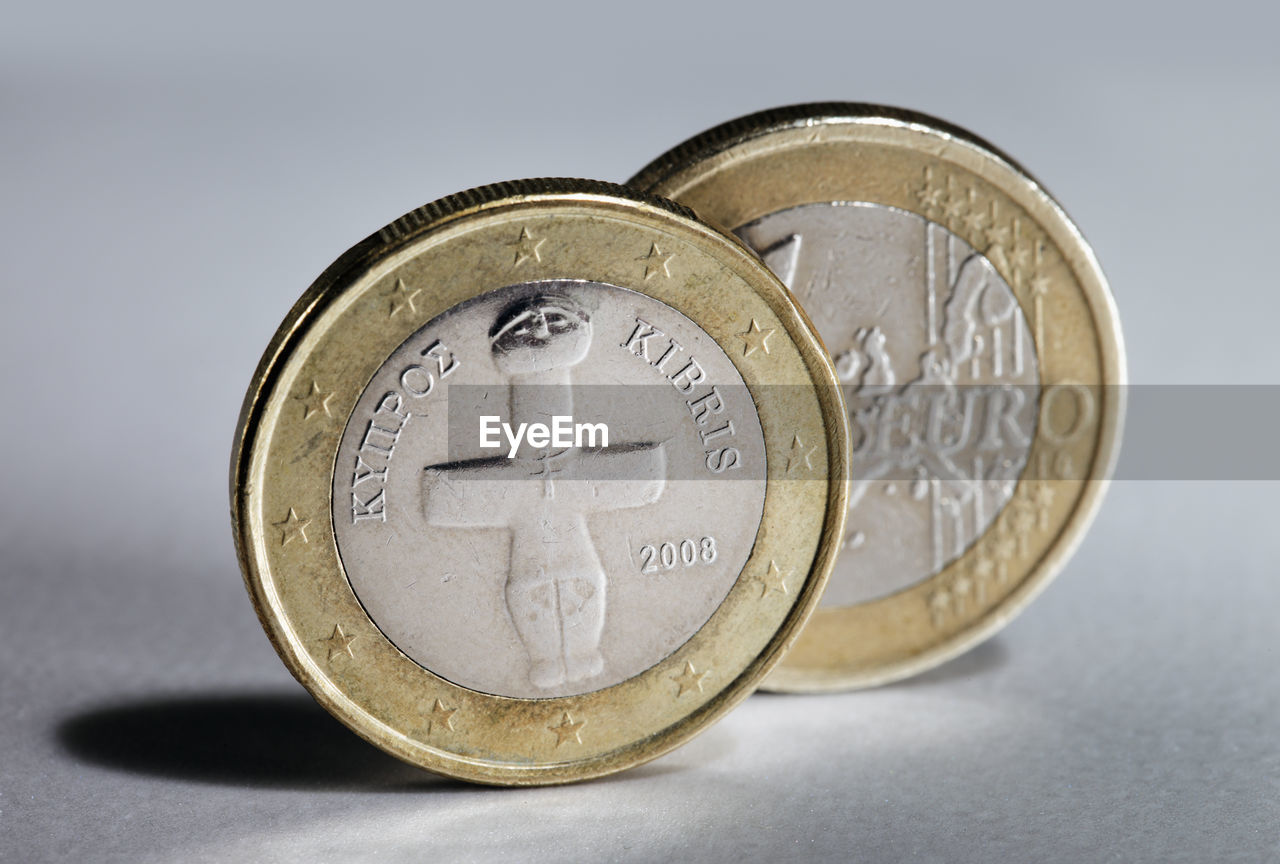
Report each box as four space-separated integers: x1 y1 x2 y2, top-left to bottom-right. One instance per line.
55 692 463 792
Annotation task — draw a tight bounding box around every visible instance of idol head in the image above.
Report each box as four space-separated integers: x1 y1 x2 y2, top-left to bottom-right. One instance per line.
490 293 591 376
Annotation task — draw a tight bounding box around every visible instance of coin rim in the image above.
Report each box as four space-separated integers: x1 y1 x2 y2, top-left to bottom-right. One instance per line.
230 178 850 782
629 105 1127 691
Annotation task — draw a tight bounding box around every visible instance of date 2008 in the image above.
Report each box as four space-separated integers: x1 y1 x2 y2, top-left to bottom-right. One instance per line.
638 537 717 574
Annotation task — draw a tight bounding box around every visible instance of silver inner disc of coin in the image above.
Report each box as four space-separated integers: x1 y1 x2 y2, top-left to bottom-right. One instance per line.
332 280 767 699
736 202 1040 606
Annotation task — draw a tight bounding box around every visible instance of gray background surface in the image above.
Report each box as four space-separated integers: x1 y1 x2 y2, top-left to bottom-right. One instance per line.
2 2 1277 861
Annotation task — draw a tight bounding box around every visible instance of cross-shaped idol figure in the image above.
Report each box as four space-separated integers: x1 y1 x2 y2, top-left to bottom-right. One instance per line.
423 294 666 691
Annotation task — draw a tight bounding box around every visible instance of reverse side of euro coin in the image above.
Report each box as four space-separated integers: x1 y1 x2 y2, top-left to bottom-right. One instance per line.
631 105 1125 690
231 179 848 782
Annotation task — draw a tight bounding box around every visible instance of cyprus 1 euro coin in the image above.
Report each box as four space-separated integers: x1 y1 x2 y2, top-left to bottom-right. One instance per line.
230 178 849 784
630 104 1125 691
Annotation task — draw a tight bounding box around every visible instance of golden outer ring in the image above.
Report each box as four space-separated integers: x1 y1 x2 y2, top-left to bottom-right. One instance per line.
230 179 850 784
630 105 1126 691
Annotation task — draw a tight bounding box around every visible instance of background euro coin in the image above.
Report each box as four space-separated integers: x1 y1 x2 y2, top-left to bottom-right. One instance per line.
631 104 1125 690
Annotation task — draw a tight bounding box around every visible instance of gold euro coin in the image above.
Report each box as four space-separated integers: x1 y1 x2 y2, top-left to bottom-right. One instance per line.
631 105 1125 691
230 178 849 783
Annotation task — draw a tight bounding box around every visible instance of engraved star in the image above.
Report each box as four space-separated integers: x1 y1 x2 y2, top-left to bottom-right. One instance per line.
916 185 945 216
296 380 334 421
963 204 989 237
750 560 790 598
993 534 1018 560
739 318 775 357
640 242 674 280
671 661 710 697
1009 505 1038 535
322 624 356 660
426 698 457 733
548 711 586 746
914 167 945 215
1028 273 1052 299
1030 482 1056 509
273 508 311 546
1027 483 1057 528
985 221 1012 249
512 227 544 266
786 434 816 473
388 277 423 318
943 192 966 223
1010 244 1034 274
